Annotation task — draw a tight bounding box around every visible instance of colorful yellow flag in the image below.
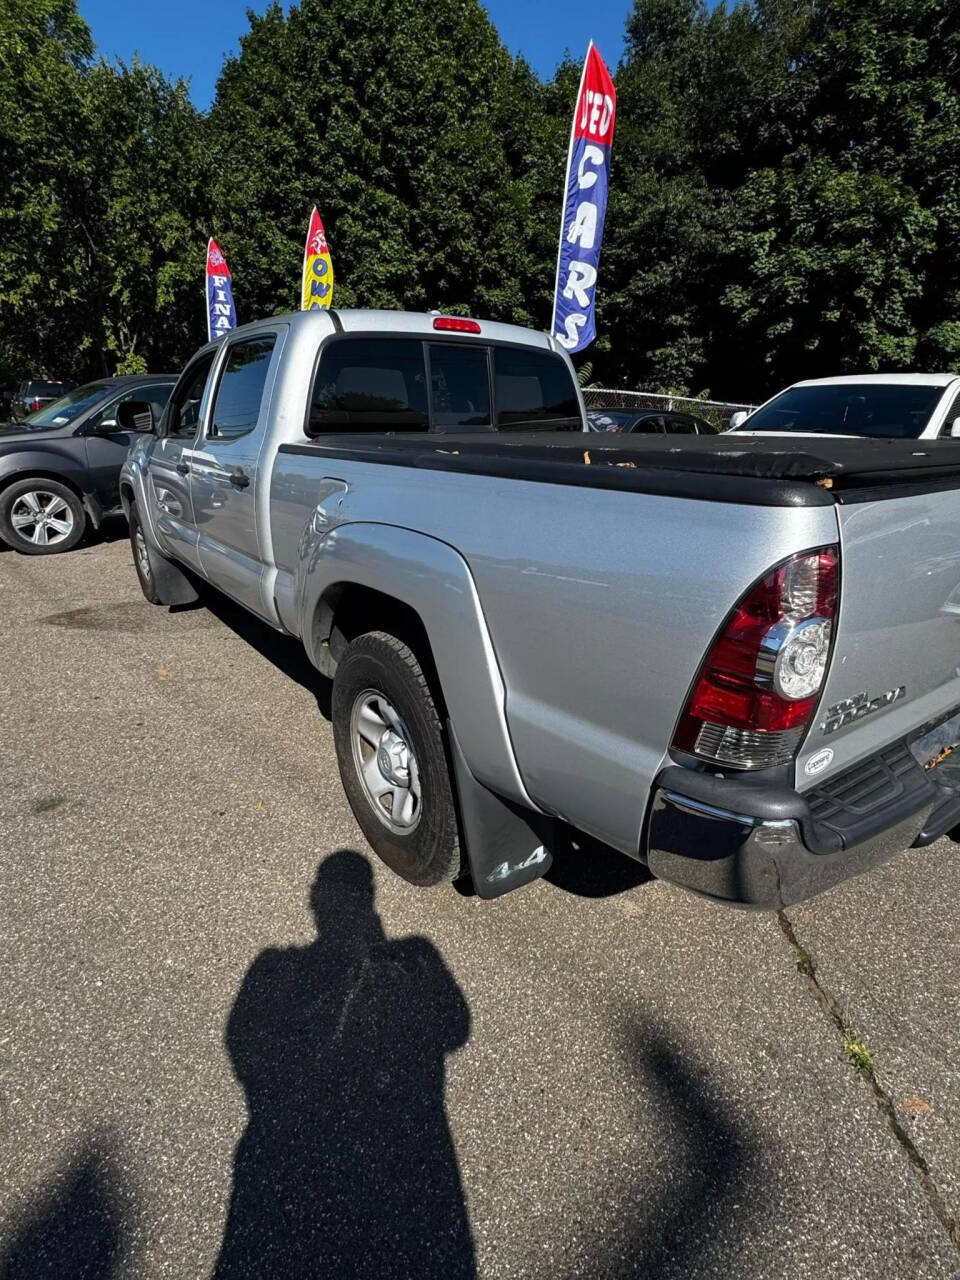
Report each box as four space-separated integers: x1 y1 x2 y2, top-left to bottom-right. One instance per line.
301 207 334 310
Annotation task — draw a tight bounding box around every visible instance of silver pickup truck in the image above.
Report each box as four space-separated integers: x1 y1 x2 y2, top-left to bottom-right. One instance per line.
119 310 960 909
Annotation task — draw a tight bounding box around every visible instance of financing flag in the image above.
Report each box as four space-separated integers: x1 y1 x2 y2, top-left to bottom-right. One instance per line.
206 238 237 342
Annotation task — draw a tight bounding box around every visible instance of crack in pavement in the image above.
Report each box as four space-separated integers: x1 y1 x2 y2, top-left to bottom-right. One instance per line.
777 909 960 1257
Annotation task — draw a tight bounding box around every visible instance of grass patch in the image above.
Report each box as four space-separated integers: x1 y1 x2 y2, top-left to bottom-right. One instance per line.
842 1031 876 1078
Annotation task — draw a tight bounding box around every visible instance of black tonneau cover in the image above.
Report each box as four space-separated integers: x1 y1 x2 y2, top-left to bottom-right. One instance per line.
580 433 960 486
280 432 960 508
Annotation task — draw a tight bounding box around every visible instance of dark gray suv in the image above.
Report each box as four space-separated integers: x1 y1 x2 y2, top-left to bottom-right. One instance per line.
0 375 175 554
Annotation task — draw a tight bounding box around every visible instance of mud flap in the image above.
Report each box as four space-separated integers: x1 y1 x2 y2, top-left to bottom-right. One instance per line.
448 723 554 899
146 537 199 606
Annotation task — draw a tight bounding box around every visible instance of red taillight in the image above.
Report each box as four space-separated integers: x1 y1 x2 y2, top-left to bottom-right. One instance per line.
433 316 481 333
31 398 41 412
673 548 838 769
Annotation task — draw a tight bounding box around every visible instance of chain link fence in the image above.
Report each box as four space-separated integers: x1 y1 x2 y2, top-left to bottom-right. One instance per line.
583 387 757 430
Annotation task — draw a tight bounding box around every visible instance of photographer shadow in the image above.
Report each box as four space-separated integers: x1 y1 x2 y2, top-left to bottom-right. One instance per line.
214 850 475 1279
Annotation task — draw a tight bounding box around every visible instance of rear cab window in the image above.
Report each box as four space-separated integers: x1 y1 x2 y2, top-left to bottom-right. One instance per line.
309 337 428 434
493 346 580 431
306 336 581 436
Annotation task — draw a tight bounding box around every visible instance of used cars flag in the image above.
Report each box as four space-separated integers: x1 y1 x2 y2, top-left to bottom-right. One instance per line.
206 238 237 342
551 43 616 353
301 208 334 310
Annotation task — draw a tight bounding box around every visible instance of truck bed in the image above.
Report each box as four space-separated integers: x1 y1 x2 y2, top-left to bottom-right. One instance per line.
279 431 960 505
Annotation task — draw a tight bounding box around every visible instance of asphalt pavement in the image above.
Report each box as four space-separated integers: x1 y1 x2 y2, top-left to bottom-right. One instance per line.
0 526 958 1279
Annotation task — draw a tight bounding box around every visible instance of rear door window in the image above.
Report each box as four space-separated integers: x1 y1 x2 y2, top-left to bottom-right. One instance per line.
492 347 580 430
209 335 277 441
427 343 491 429
309 337 428 433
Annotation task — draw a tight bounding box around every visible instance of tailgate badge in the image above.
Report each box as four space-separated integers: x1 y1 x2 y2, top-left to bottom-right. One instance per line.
821 687 905 735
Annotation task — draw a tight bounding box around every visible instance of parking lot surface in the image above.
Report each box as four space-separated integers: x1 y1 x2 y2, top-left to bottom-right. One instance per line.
1 530 958 1279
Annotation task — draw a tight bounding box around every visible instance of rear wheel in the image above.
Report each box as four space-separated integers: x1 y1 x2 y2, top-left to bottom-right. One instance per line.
0 479 85 555
332 631 461 886
128 502 161 604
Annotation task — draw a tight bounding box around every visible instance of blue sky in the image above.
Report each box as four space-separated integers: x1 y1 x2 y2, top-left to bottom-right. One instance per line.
76 1 632 110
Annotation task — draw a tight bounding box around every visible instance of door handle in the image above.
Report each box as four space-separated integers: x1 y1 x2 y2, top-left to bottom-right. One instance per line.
176 461 190 475
228 469 250 489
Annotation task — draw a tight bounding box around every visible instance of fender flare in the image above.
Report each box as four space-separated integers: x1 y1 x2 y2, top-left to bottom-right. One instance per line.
299 520 537 810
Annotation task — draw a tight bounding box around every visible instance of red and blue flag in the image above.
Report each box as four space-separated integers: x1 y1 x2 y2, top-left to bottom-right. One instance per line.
551 43 616 354
206 238 237 342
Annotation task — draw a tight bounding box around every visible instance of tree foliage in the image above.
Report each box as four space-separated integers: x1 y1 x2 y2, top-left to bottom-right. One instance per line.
206 0 556 324
1 0 958 400
0 0 206 383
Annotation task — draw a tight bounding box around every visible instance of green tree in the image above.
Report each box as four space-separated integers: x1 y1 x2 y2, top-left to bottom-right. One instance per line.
0 0 210 384
206 0 556 327
0 0 92 382
721 0 960 392
76 59 209 373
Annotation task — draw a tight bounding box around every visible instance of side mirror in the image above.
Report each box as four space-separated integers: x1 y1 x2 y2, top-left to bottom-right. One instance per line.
950 416 960 439
729 410 748 429
115 400 155 433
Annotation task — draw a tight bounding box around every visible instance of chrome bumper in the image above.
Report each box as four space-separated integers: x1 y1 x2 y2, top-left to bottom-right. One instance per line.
645 760 954 908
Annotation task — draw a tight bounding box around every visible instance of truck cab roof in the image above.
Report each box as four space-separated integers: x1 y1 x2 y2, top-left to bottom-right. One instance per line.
198 308 558 355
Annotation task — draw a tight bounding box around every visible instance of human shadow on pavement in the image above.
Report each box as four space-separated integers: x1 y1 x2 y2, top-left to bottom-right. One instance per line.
195 589 332 719
214 850 475 1279
0 1135 125 1279
573 1016 765 1279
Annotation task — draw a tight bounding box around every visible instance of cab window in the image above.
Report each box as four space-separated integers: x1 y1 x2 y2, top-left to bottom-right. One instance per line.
427 343 491 429
308 337 428 434
208 336 277 441
493 347 580 430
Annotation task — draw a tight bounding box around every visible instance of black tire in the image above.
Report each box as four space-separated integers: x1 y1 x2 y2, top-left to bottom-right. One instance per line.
0 478 85 555
128 501 161 604
332 631 461 887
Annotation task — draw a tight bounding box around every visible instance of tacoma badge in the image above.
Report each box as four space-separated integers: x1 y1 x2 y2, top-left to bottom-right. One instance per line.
821 687 905 735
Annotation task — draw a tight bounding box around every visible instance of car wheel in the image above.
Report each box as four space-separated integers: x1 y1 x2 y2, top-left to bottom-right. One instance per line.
332 631 462 887
0 478 85 555
128 502 161 604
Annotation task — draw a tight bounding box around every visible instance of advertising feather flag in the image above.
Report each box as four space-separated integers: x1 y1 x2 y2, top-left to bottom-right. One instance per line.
551 43 617 353
206 238 237 342
301 208 334 310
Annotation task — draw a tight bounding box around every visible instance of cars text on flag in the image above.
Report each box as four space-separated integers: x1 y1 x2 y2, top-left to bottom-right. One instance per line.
551 43 616 354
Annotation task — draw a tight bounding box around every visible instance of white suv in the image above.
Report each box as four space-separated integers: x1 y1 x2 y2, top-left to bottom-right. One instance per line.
729 373 960 440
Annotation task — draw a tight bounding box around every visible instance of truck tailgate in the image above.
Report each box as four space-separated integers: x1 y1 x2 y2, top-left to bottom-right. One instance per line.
797 486 960 783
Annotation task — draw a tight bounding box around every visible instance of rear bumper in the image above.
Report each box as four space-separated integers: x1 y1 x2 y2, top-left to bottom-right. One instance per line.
646 753 958 909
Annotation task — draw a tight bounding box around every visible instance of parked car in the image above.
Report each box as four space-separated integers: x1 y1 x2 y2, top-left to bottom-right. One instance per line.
0 375 175 554
587 408 717 434
728 373 960 438
11 378 75 420
123 310 960 910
